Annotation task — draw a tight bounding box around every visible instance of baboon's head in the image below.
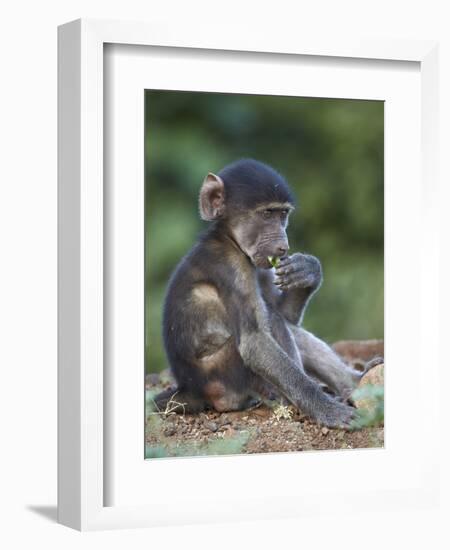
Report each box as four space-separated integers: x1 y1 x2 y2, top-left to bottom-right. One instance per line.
199 159 295 268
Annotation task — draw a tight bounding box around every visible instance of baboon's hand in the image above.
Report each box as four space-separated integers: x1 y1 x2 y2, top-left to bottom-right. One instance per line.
274 253 322 292
311 395 355 428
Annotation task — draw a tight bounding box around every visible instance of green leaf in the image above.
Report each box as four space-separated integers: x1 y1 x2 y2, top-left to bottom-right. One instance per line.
268 256 281 268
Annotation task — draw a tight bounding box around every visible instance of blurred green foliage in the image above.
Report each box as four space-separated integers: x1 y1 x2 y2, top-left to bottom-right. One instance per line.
350 384 385 430
145 91 384 374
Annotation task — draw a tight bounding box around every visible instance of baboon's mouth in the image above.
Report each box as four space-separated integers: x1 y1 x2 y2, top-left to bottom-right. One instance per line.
267 256 281 268
251 255 271 269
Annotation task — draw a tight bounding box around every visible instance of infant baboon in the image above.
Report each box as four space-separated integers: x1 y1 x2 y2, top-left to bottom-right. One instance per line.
155 159 375 427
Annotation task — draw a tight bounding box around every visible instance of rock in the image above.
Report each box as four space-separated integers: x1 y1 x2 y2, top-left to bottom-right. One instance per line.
159 368 176 385
218 414 231 426
332 339 384 362
145 373 161 387
359 363 384 387
354 363 384 411
251 407 272 419
321 427 329 436
205 421 218 432
164 425 176 437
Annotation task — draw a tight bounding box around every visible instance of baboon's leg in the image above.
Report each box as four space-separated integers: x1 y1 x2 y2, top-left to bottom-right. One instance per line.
195 336 261 412
203 379 261 412
290 326 359 401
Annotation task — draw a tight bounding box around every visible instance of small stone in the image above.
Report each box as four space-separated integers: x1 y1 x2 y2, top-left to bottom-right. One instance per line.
219 415 231 426
164 426 176 437
321 427 329 436
145 373 161 386
205 421 218 432
252 407 271 419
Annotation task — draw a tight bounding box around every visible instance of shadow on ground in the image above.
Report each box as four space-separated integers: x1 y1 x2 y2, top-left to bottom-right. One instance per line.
27 505 57 523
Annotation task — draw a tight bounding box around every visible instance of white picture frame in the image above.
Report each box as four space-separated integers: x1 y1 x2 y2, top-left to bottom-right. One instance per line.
58 18 440 531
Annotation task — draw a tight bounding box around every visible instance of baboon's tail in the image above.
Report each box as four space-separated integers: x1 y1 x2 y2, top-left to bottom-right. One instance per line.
151 387 207 414
354 356 384 382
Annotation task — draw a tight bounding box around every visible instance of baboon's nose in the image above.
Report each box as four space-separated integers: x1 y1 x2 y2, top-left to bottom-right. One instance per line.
276 244 288 256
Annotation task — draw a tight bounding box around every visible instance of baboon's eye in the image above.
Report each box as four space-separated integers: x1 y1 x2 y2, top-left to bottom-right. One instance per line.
262 209 272 219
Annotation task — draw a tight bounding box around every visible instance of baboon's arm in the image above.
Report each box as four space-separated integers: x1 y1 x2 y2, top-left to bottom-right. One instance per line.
230 289 353 428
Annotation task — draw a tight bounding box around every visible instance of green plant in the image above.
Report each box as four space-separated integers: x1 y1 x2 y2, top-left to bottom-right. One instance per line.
268 256 281 268
350 384 384 430
145 430 250 459
272 403 294 421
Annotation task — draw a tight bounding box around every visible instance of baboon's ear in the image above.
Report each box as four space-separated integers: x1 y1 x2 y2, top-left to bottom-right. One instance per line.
199 173 226 221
